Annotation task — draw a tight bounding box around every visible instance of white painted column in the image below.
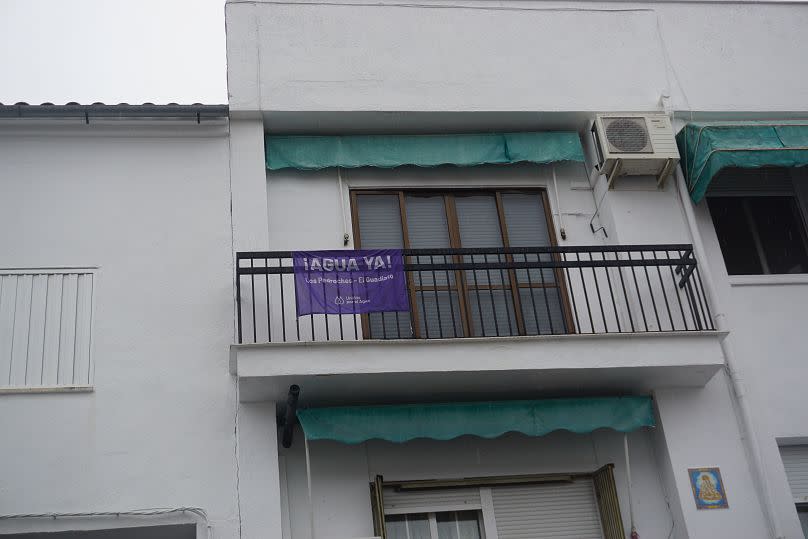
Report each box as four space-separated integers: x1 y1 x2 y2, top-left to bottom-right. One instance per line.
653 373 771 539
229 114 269 252
238 401 284 539
650 414 691 539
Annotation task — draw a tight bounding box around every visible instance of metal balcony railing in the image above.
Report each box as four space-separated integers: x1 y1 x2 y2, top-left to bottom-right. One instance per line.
235 245 714 344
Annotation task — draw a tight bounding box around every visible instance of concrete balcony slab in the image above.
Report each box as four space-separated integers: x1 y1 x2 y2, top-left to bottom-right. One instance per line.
230 331 726 403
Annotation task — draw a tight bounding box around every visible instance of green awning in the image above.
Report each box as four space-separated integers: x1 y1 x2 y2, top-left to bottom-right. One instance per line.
265 132 584 171
297 396 654 444
677 122 808 203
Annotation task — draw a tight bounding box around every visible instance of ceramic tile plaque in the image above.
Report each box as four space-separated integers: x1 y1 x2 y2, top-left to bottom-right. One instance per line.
689 467 729 509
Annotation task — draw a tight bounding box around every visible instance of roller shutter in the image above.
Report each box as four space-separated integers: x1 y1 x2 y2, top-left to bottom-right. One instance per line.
491 479 604 539
384 486 482 514
780 445 808 501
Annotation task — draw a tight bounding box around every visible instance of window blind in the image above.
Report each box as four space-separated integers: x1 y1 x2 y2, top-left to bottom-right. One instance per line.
780 445 808 501
492 479 604 539
384 486 482 514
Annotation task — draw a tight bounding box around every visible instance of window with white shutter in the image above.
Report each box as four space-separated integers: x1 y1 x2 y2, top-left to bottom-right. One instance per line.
779 445 808 538
0 268 96 390
370 470 622 539
491 480 603 539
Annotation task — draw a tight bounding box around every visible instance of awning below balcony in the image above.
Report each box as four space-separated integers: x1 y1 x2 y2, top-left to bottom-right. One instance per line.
265 132 584 170
677 122 808 204
296 396 654 444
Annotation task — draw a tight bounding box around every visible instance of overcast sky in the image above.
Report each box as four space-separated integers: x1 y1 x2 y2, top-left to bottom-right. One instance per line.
0 0 228 105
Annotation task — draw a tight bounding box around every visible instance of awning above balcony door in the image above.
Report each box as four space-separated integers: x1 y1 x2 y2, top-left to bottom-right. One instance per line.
264 132 585 170
677 122 808 203
296 396 654 444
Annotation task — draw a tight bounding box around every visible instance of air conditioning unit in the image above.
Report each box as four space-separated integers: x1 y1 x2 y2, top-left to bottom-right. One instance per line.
591 113 680 189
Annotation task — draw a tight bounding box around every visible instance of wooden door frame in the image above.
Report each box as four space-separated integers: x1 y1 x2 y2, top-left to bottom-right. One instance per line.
350 187 576 338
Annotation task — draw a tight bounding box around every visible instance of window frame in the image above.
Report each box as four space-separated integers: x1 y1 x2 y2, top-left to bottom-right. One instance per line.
371 466 623 539
0 266 97 393
385 510 487 539
706 169 808 277
350 188 574 339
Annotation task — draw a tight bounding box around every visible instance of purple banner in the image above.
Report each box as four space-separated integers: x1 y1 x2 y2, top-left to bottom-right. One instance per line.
292 249 410 316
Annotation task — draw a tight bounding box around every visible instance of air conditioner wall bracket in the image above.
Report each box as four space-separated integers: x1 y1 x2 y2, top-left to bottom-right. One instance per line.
607 158 623 190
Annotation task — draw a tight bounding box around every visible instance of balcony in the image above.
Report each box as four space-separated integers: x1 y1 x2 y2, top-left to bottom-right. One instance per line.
230 245 725 402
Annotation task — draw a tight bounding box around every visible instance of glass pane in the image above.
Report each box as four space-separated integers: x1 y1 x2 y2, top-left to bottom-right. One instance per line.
465 254 507 286
748 196 808 274
520 287 566 335
436 511 482 539
356 195 412 339
356 194 403 248
456 196 504 287
406 195 453 287
406 195 451 248
386 514 431 539
707 197 763 275
501 192 552 247
386 515 408 539
368 311 413 339
502 193 555 283
414 289 464 338
455 512 482 539
512 252 556 286
798 506 808 539
454 194 503 248
467 289 518 337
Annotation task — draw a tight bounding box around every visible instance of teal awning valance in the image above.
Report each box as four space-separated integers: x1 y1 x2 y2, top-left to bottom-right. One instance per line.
265 132 584 171
297 396 654 444
677 122 808 203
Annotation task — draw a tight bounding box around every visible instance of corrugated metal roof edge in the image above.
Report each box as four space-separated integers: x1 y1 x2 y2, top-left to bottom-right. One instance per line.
0 103 229 119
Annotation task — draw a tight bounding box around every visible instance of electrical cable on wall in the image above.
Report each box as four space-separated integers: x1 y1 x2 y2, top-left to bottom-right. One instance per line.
588 166 609 238
624 434 639 539
304 435 315 539
337 167 350 246
551 165 567 240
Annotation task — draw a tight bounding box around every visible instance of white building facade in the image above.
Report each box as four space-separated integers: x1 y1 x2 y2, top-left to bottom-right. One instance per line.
2 1 808 539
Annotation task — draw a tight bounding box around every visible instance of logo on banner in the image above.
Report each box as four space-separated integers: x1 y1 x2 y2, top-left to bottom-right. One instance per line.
292 249 410 316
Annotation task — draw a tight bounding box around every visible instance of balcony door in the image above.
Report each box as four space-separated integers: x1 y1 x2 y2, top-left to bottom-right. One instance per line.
351 189 569 339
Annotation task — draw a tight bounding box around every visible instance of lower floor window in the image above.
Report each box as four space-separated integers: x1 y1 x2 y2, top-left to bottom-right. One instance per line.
706 167 808 275
779 444 808 538
386 511 483 539
373 465 624 539
798 505 808 538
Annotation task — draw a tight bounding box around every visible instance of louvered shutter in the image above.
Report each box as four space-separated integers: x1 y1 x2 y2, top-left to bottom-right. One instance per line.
708 167 795 195
454 194 504 248
356 194 404 248
592 464 625 539
383 486 483 514
499 192 566 335
453 194 517 337
405 195 463 338
491 479 604 539
355 194 411 339
780 445 808 501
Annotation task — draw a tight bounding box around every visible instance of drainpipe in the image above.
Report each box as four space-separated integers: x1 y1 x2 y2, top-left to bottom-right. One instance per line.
674 167 784 539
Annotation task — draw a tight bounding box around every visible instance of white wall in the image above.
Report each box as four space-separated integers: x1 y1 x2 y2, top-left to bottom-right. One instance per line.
267 162 599 251
0 121 239 537
694 198 808 539
279 427 673 539
229 1 808 535
226 0 808 114
263 161 779 537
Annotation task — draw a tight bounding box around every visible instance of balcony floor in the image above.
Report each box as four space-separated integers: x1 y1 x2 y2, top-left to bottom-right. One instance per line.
230 331 726 403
